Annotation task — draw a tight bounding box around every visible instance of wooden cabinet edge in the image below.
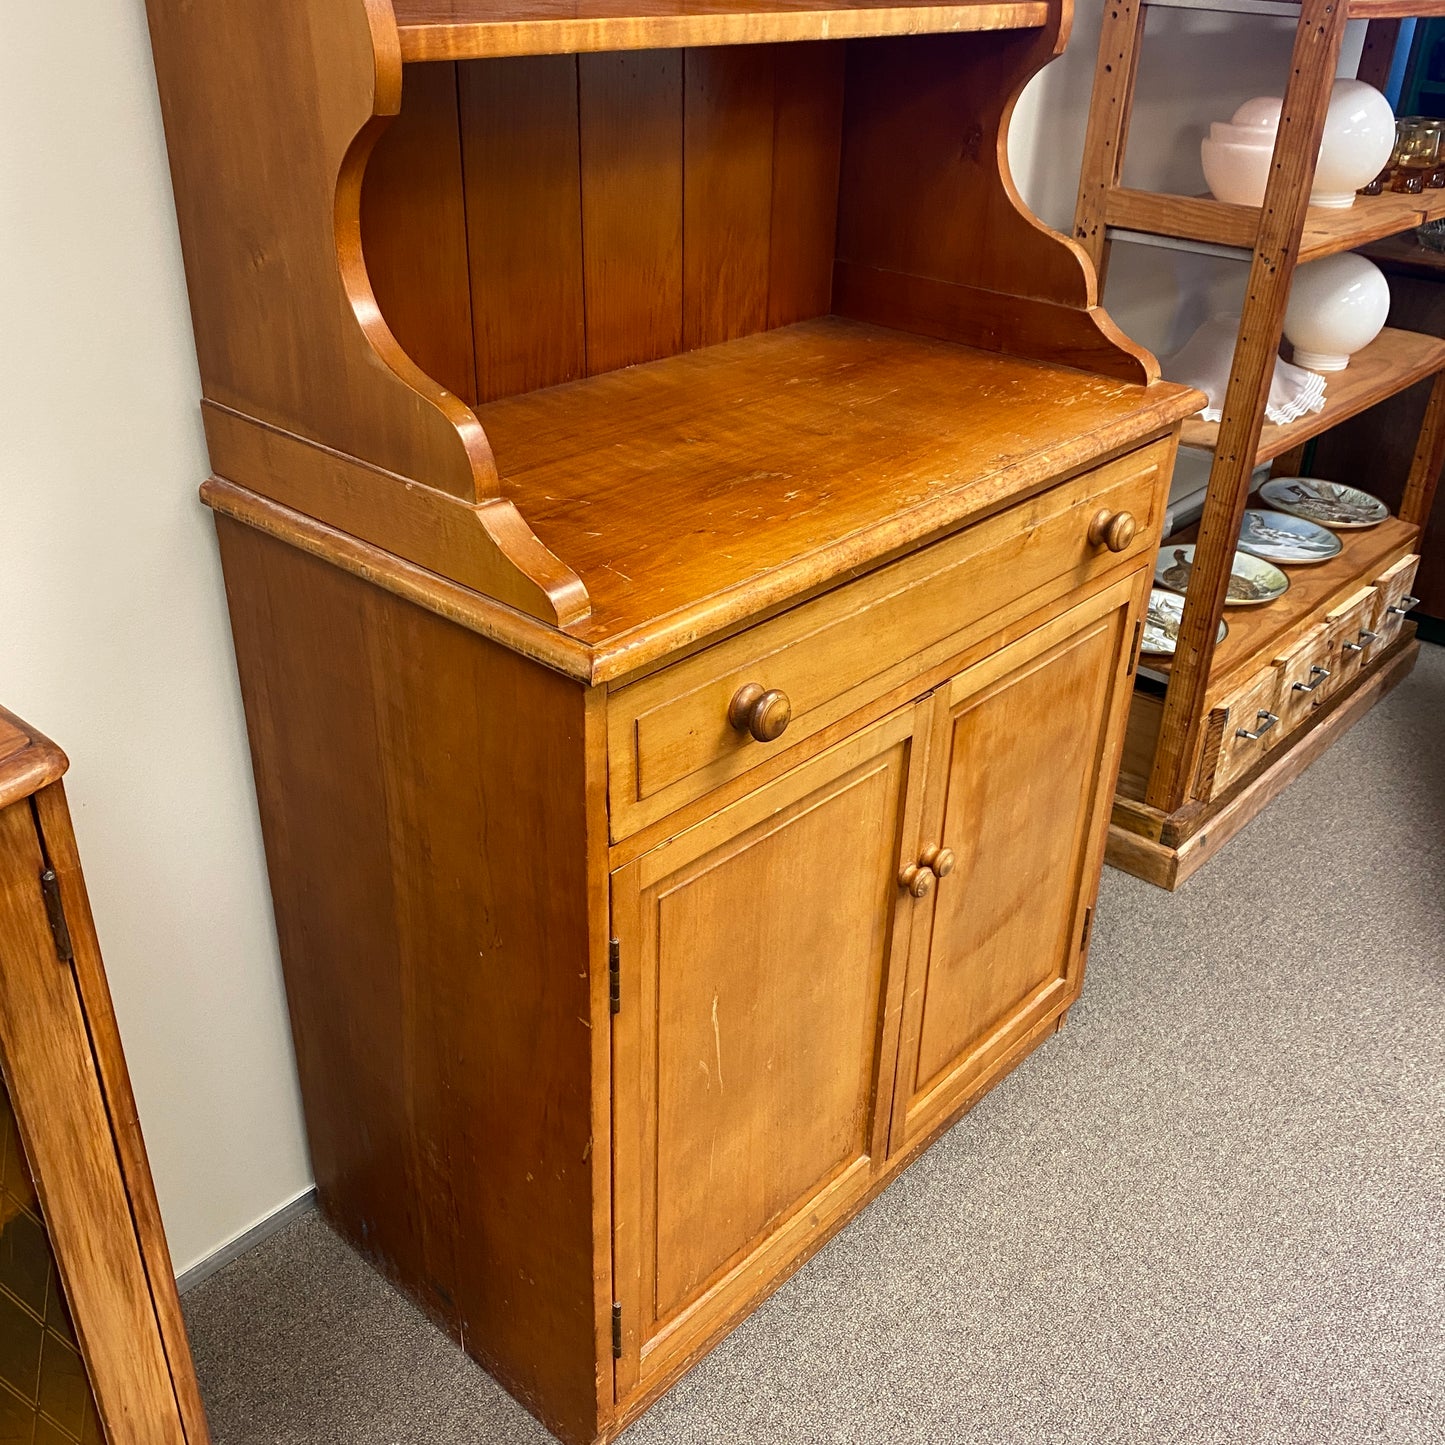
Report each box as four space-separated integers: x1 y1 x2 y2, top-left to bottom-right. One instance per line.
202 422 1188 692
30 783 213 1445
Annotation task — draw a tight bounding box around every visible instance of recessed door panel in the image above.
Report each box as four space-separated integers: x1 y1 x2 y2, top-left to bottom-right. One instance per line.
891 576 1143 1152
612 705 929 1397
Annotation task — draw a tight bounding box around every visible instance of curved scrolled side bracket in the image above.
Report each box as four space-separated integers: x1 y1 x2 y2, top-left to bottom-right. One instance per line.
833 10 1158 385
145 0 590 626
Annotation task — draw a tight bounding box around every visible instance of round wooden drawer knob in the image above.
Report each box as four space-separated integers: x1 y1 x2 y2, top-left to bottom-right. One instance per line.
921 845 956 878
899 863 935 898
1088 509 1137 553
728 683 792 743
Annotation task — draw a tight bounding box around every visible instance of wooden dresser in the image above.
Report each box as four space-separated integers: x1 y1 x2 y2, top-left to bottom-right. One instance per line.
142 1 1201 1439
0 709 209 1445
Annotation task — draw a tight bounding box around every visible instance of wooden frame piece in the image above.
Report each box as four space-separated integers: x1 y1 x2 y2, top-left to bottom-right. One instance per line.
143 0 591 627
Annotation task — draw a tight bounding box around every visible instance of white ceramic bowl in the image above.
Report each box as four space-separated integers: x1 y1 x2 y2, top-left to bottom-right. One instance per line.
1202 136 1276 206
1283 253 1390 371
1312 79 1395 209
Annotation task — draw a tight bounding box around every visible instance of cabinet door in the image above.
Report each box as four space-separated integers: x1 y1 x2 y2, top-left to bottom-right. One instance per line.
0 800 191 1445
611 703 931 1399
889 575 1144 1155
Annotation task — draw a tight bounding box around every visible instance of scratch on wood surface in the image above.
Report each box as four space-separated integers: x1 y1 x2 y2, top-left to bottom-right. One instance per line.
711 993 724 1090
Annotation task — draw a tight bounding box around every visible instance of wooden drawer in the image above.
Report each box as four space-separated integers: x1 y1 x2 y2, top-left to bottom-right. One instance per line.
1274 623 1334 731
1206 664 1282 799
1370 553 1420 649
1323 585 1380 695
605 439 1171 839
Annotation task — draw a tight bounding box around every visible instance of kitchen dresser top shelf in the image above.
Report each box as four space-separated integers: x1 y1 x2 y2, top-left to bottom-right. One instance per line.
391 0 1050 60
475 318 1199 647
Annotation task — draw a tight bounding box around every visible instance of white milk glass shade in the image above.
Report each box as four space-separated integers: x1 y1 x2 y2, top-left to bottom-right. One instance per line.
1311 80 1396 208
1283 254 1391 371
1200 84 1394 209
1200 97 1280 206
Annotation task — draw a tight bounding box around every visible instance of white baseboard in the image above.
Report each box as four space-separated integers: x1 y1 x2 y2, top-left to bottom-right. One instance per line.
175 1186 317 1295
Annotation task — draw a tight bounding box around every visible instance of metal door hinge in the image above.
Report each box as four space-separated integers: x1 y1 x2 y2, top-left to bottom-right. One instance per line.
611 1301 623 1358
1126 618 1143 676
39 869 73 963
608 939 621 1015
1079 905 1095 956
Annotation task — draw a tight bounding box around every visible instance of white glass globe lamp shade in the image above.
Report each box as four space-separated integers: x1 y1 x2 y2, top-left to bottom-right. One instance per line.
1283 254 1390 372
1201 97 1281 206
1201 136 1275 205
1310 80 1397 208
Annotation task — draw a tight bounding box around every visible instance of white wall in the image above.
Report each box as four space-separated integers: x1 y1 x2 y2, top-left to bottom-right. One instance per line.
1 5 312 1272
0 0 1376 1271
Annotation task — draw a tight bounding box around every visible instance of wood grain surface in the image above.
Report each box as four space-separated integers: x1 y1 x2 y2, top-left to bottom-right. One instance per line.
392 0 1051 60
477 318 1197 648
214 520 609 1445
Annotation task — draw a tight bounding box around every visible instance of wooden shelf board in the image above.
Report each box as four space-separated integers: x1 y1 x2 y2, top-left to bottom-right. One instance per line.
1147 513 1418 697
476 317 1198 648
392 0 1049 60
1179 327 1445 465
1106 187 1445 263
1347 0 1445 17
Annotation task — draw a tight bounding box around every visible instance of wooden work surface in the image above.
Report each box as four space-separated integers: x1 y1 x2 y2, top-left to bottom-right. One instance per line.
0 708 67 811
479 317 1199 652
1179 328 1445 466
1148 513 1417 695
391 0 1049 60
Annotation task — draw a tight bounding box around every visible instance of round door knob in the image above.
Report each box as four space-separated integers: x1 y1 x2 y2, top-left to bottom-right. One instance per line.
899 864 935 899
728 683 792 743
921 845 956 879
1088 509 1137 553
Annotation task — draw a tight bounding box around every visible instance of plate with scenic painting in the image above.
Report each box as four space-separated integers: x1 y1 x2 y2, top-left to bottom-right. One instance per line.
1237 509 1343 566
1154 544 1289 607
1142 588 1228 656
1259 477 1388 531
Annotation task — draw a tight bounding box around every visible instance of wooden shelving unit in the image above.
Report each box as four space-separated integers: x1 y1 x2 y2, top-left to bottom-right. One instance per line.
1074 0 1445 888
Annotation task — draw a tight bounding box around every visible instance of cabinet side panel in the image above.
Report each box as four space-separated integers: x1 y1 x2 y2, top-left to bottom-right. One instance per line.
213 519 603 1444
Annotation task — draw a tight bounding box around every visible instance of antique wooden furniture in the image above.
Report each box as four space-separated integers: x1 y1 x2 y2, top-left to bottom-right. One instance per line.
143 1 1200 1439
1075 0 1445 889
0 708 210 1445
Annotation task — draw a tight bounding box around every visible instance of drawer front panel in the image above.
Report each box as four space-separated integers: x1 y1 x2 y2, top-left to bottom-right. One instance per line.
1274 623 1334 732
1324 585 1380 696
1371 553 1420 649
607 439 1171 840
1208 665 1282 798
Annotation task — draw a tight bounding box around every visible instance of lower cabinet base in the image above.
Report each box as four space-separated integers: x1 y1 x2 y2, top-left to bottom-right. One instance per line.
1107 634 1419 891
606 982 1077 1440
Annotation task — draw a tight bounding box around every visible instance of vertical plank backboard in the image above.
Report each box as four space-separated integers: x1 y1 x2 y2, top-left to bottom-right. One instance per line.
580 52 685 375
460 56 586 402
768 43 847 328
683 48 776 349
362 61 479 407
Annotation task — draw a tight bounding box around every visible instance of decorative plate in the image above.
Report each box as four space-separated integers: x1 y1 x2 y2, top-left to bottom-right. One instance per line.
1154 544 1290 607
1237 509 1343 566
1258 476 1389 530
1141 588 1229 656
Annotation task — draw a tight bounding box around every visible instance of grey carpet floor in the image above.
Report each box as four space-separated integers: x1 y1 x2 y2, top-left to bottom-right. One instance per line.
183 643 1445 1445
